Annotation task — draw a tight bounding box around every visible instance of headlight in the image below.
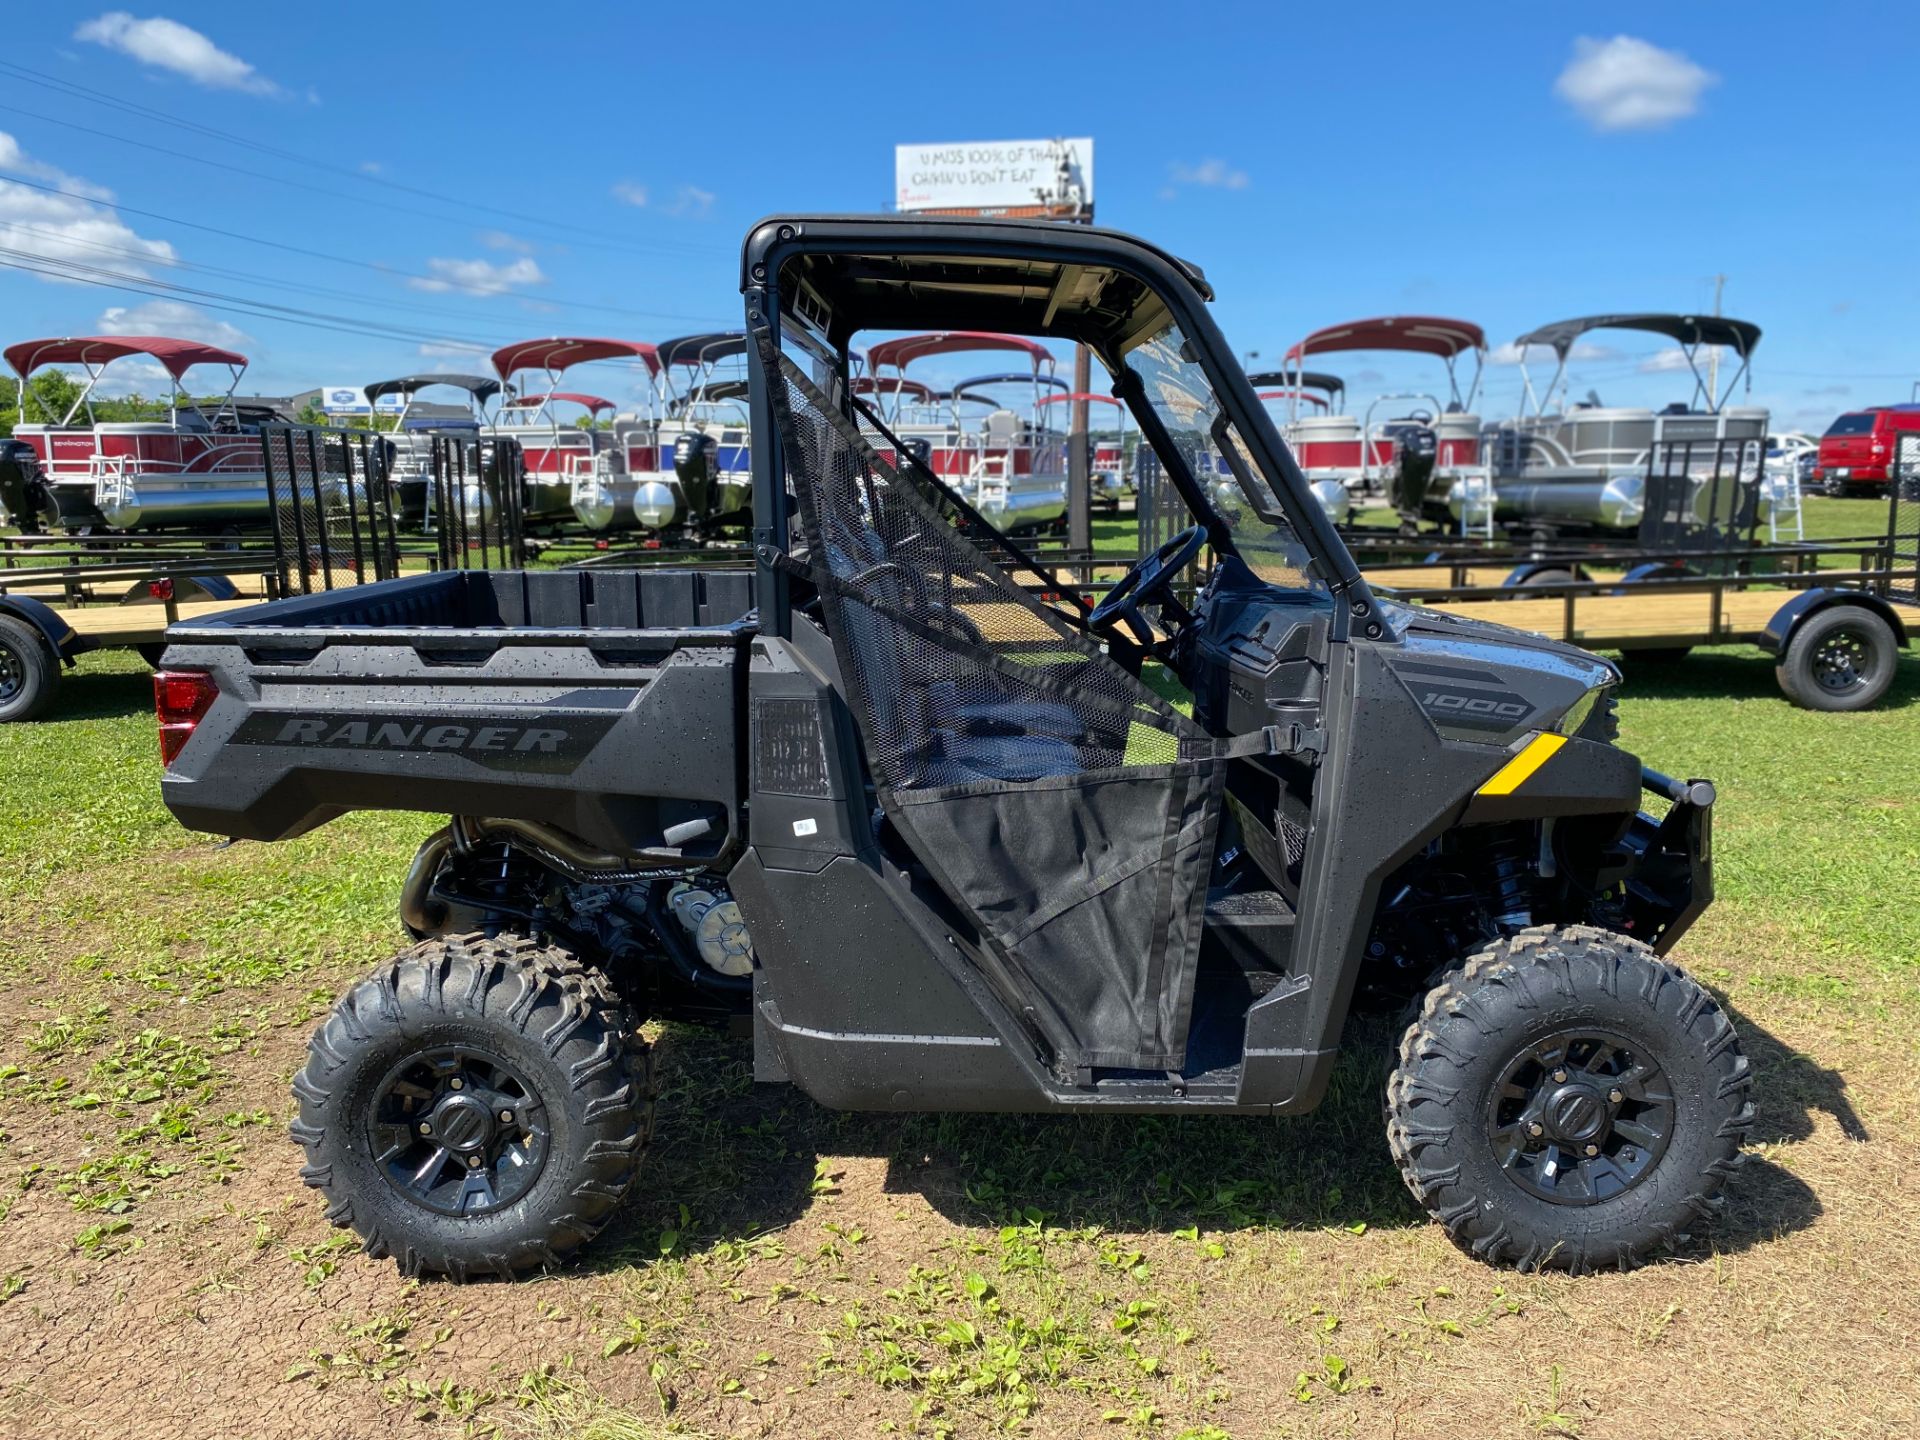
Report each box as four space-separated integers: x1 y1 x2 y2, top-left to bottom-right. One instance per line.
1555 682 1616 739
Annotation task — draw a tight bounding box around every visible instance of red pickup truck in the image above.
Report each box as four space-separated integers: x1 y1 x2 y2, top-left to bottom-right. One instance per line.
1815 405 1920 496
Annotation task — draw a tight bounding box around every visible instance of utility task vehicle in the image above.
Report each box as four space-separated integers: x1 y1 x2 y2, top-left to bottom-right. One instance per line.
156 216 1749 1280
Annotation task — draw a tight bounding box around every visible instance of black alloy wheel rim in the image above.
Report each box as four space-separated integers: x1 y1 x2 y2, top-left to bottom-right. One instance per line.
1487 1029 1675 1206
1811 627 1879 696
368 1046 550 1216
0 640 21 703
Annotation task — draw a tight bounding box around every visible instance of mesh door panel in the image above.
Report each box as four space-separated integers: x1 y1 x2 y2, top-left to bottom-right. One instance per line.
764 343 1223 1071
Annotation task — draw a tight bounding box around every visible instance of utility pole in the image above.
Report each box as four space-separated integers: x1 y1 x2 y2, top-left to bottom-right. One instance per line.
1706 273 1726 405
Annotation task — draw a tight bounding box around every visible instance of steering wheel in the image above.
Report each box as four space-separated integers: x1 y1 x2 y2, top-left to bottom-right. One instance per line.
1088 524 1207 648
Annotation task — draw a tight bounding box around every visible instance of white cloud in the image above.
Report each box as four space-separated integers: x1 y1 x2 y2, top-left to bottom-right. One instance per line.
76 11 278 95
479 230 534 254
612 181 713 218
1490 340 1621 365
1637 349 1695 374
1555 36 1716 133
416 340 495 366
406 255 546 297
0 132 176 282
1164 159 1250 194
97 299 251 352
666 184 715 219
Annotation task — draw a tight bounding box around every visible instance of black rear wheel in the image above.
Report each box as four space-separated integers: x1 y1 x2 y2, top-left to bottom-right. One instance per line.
290 933 652 1279
1387 925 1752 1272
1776 606 1899 712
0 616 60 723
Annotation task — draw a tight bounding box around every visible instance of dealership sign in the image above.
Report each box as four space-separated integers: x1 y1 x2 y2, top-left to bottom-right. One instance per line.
320 385 405 416
895 138 1093 217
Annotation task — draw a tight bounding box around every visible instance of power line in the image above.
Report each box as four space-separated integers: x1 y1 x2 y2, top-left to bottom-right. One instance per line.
0 215 733 330
0 169 736 327
0 99 724 262
0 58 725 260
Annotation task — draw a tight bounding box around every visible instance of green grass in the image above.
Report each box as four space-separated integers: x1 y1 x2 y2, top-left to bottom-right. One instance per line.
2 608 1918 1438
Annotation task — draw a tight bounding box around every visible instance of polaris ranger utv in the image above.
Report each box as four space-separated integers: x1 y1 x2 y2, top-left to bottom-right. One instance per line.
155 216 1748 1279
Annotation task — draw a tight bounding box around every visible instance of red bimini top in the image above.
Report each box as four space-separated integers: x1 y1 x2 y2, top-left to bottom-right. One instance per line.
490 338 660 381
865 331 1055 374
5 334 248 381
506 392 616 413
1284 317 1486 362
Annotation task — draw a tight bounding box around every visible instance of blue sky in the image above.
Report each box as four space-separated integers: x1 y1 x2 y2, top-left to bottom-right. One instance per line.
1 2 1913 431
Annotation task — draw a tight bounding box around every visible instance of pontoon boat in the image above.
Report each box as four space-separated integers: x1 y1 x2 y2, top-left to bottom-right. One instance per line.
1277 318 1490 527
486 338 671 531
5 335 272 530
654 333 754 531
1036 391 1130 508
865 332 1069 533
1486 314 1768 532
359 373 504 526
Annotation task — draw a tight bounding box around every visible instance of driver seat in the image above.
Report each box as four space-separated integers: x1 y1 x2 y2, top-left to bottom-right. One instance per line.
817 513 1083 787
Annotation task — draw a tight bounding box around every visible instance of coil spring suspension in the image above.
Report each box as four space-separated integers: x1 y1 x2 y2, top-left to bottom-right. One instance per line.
1480 829 1537 932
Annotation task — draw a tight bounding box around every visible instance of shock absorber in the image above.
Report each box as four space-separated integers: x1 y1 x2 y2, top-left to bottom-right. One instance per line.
1480 828 1537 933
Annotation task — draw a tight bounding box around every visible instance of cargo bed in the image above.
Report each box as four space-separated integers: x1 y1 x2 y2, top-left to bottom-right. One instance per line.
158 568 758 855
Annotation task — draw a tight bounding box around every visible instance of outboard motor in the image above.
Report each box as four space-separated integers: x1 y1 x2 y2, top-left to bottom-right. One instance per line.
1384 420 1438 520
673 431 718 524
0 439 48 534
903 437 933 470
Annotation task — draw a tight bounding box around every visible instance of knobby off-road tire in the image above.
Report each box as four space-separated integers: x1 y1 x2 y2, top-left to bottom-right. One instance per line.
1387 925 1753 1273
290 933 654 1280
0 615 60 723
1775 605 1899 712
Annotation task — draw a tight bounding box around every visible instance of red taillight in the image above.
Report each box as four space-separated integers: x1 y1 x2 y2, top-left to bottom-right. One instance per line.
147 577 175 601
153 669 217 767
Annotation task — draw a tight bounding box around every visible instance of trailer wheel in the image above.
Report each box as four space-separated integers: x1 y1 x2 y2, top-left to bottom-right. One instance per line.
1517 568 1577 589
1776 606 1898 712
1387 925 1752 1273
290 932 653 1280
0 616 61 723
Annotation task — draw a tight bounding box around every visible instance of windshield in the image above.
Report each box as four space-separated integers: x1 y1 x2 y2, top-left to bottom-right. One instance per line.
1121 322 1326 593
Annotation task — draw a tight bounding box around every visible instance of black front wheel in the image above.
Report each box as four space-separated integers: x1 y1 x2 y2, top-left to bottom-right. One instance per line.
290 933 653 1279
1387 925 1752 1272
1776 606 1899 712
0 616 60 724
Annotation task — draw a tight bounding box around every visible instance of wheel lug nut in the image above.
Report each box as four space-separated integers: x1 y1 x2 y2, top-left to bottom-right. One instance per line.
1609 1089 1623 1104
448 1077 464 1091
418 1121 432 1135
1584 1144 1599 1157
1552 1070 1567 1084
467 1154 482 1169
498 1109 513 1124
1528 1122 1544 1137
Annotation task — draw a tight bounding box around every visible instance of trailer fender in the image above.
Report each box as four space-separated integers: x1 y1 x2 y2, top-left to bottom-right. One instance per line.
1616 560 1694 589
1502 560 1592 588
1759 588 1911 658
0 594 84 664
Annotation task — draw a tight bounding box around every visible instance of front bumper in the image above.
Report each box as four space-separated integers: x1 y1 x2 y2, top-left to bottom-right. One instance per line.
1617 767 1714 954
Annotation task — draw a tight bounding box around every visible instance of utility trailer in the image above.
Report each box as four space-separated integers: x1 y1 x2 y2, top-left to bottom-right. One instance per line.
0 428 498 722
1365 462 1920 711
155 214 1750 1281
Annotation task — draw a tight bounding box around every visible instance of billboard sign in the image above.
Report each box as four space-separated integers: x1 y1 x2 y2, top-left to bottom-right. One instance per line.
895 138 1093 219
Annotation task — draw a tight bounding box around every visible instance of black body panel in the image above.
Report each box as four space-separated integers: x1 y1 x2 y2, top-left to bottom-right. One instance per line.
160 569 756 854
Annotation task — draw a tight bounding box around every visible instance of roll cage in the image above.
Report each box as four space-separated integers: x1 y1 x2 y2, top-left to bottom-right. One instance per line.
739 215 1382 644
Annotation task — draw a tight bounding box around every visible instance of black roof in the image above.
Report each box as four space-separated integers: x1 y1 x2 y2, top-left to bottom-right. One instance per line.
1514 314 1762 359
362 373 503 403
1247 369 1345 394
656 332 748 370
